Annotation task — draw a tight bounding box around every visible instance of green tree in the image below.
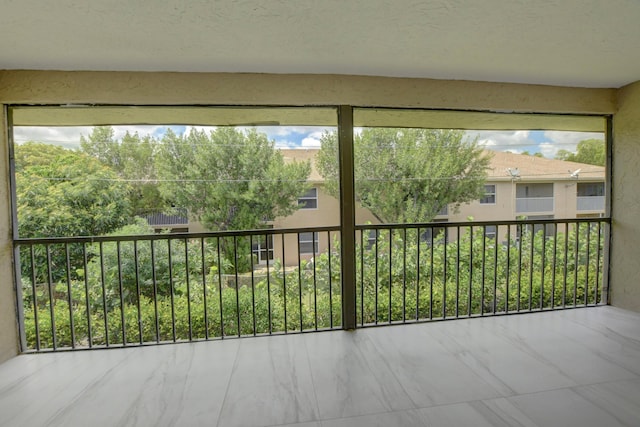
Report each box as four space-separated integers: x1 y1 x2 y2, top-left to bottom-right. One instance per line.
316 128 491 223
80 127 165 216
555 138 605 166
156 127 311 232
16 142 132 283
522 151 544 158
156 127 311 272
16 142 132 238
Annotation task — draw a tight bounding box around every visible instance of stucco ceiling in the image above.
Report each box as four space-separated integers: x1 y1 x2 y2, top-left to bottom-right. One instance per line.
1 0 639 88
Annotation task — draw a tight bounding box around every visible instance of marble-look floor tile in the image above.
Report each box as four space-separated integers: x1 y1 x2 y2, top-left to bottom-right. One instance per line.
2 307 640 427
482 314 638 386
538 311 640 376
427 318 578 394
45 341 239 427
320 409 428 427
574 378 640 426
561 307 640 343
0 348 133 427
217 334 319 427
0 352 59 389
275 422 322 427
362 323 507 408
500 387 629 427
478 397 539 427
418 401 519 427
304 330 415 419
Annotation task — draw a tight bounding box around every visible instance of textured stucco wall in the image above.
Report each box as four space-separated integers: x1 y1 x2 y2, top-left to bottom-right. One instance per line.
0 71 627 361
610 81 640 311
0 71 616 114
0 106 18 364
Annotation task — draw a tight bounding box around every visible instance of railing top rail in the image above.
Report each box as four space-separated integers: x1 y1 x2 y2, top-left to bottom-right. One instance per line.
356 217 610 231
14 217 611 245
14 225 342 245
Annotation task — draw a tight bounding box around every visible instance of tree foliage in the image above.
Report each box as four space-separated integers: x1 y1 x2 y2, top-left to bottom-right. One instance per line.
80 126 165 216
555 139 605 166
156 127 312 232
316 128 491 223
16 142 132 238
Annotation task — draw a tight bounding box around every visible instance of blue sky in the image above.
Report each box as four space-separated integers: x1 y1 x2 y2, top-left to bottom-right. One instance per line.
12 125 604 158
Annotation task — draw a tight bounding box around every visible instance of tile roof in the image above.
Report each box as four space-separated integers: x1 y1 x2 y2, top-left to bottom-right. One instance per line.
484 150 604 181
279 148 605 183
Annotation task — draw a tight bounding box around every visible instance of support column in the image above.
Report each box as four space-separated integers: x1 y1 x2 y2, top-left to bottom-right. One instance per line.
338 105 357 329
0 105 19 363
610 81 640 312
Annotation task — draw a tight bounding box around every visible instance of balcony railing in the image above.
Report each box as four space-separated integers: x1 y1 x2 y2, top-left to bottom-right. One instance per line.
516 197 554 213
14 218 608 352
577 196 605 212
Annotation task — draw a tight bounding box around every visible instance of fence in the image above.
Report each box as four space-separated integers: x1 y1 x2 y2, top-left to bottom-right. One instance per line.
15 218 608 351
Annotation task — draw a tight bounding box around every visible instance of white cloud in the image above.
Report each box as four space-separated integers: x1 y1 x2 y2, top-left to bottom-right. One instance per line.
13 126 93 149
275 139 299 149
467 129 605 158
256 126 333 137
13 125 175 149
300 130 326 148
183 125 217 135
542 131 604 152
14 125 605 160
467 130 533 151
538 142 558 158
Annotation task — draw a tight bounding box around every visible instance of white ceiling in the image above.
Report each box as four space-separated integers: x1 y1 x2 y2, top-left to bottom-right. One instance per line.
1 0 639 88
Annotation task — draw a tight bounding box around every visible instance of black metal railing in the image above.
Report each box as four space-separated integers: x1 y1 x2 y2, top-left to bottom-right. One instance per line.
16 226 342 351
15 218 609 352
356 218 608 326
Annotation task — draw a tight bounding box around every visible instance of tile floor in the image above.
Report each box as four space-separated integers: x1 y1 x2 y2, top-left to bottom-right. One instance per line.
1 306 639 426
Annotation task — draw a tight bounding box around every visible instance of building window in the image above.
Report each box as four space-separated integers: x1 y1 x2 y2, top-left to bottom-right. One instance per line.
577 182 604 197
298 188 318 209
252 233 274 264
484 225 497 239
515 183 554 213
299 232 319 254
480 184 496 204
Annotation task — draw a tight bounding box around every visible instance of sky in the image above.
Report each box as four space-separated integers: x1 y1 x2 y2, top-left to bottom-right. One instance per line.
12 125 604 158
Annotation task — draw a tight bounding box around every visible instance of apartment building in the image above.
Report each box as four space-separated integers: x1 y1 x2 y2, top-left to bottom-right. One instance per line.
265 148 605 263
149 147 603 264
448 150 605 223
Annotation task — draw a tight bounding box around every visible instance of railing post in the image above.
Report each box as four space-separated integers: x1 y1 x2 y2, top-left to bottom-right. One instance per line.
338 105 357 330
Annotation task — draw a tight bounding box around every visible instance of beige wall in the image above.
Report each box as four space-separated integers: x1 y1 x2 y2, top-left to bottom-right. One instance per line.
0 70 635 362
449 181 515 223
610 81 640 311
0 106 19 363
451 179 604 224
271 186 380 265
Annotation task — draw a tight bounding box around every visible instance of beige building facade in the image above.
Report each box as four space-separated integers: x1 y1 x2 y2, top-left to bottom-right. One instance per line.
153 147 605 264
449 151 605 223
274 149 606 256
